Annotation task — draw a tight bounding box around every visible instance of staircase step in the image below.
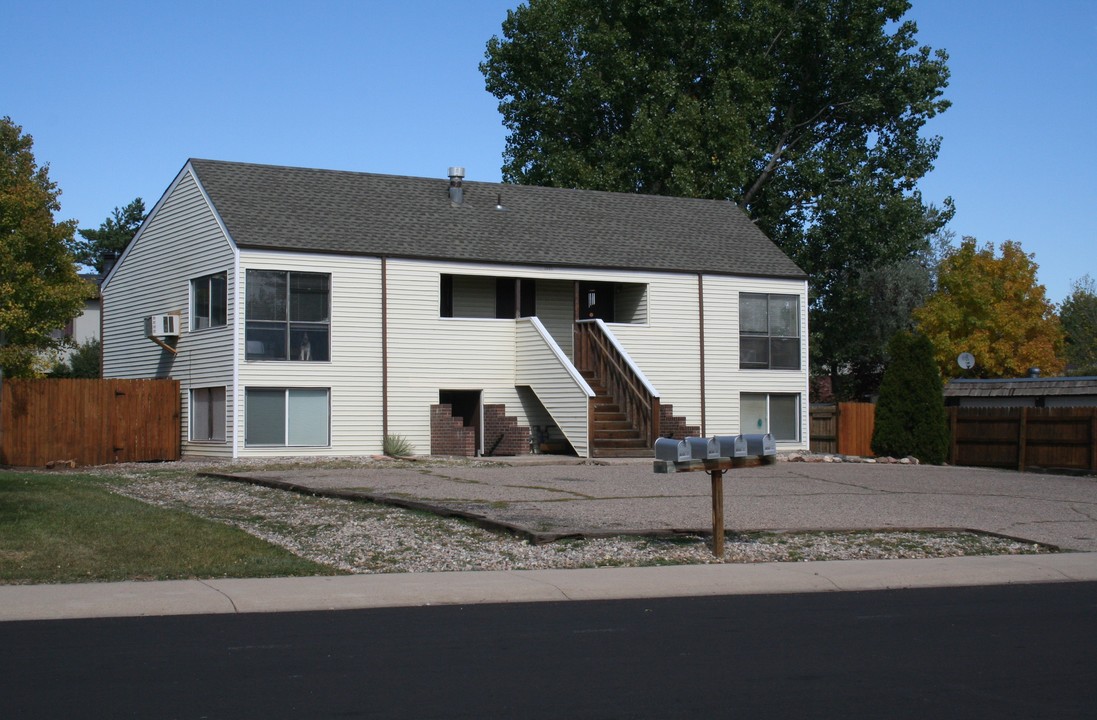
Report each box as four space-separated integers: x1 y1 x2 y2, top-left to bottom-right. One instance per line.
592 429 642 441
591 437 648 449
593 419 635 431
591 446 652 458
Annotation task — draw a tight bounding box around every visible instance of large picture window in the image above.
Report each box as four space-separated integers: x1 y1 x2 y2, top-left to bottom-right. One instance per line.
245 388 330 446
191 272 227 330
740 293 800 370
190 386 226 442
741 393 800 442
246 270 330 361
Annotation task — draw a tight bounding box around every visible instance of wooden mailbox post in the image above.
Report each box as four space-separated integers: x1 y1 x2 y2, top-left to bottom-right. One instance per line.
653 435 776 557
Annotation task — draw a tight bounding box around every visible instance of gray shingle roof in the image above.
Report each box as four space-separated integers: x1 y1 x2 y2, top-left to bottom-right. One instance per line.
187 159 806 280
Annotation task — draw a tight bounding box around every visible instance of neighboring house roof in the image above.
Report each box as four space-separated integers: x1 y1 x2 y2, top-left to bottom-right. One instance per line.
187 159 806 280
944 377 1097 399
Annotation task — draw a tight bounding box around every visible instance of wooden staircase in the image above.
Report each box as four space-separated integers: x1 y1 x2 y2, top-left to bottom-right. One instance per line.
583 371 651 458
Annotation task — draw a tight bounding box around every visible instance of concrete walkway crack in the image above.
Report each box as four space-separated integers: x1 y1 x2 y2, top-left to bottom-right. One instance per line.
198 580 240 613
506 571 575 600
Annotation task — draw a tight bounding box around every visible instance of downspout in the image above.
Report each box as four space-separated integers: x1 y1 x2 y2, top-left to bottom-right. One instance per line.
698 273 707 437
231 251 241 459
381 256 389 441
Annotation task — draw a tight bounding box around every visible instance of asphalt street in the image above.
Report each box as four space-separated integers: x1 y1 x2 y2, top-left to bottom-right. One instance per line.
3 582 1095 719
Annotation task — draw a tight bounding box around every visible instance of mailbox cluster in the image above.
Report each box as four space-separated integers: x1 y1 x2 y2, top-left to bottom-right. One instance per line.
654 433 777 462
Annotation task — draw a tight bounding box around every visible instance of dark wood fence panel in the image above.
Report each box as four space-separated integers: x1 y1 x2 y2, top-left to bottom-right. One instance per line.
948 407 1097 473
809 404 838 454
809 402 875 456
1 379 180 467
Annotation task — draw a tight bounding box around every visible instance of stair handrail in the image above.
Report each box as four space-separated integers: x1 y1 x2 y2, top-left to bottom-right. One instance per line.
574 319 661 445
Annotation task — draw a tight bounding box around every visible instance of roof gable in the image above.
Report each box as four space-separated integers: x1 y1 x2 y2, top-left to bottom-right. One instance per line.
186 159 805 279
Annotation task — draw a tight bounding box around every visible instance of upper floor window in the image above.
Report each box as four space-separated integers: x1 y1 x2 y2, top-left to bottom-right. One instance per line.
740 293 800 370
191 272 227 330
246 270 330 361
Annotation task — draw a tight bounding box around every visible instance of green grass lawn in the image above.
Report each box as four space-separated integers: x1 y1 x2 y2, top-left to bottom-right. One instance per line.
0 472 340 584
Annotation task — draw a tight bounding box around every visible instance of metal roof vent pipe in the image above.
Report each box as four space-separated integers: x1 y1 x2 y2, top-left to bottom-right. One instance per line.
448 166 465 206
1028 367 1041 378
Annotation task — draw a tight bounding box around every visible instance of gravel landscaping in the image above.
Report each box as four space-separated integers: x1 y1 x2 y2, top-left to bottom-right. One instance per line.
93 459 1054 574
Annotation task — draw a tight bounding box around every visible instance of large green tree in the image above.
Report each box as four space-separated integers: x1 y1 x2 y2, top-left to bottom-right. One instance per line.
74 197 145 274
1060 275 1097 376
0 117 91 377
914 237 1065 379
482 0 953 397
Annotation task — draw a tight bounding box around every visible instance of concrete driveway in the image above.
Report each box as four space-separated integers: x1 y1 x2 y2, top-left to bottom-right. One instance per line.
219 458 1097 552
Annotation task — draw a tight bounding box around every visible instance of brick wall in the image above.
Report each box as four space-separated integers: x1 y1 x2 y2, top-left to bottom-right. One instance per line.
430 404 476 457
483 403 531 456
660 404 699 439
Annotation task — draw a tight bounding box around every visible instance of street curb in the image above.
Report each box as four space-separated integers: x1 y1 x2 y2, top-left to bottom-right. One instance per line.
2 552 1095 623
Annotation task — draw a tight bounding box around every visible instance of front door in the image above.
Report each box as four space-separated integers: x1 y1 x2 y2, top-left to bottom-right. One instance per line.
578 281 615 322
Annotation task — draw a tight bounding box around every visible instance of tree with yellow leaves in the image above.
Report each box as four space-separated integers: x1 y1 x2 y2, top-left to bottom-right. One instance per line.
914 237 1064 379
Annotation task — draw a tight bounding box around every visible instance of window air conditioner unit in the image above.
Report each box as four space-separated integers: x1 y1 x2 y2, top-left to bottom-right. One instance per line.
146 314 181 337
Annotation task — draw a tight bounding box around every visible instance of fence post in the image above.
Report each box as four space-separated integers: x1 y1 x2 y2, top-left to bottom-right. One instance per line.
948 407 958 465
1017 407 1028 472
1090 411 1097 473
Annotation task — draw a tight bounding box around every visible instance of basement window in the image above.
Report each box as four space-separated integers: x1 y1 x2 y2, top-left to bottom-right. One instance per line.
245 388 330 446
190 386 226 442
741 393 800 442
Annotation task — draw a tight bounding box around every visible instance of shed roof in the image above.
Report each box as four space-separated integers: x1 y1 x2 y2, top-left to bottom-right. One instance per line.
186 159 806 280
943 377 1097 398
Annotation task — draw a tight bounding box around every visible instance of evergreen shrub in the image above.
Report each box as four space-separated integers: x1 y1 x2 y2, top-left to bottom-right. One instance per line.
871 331 949 464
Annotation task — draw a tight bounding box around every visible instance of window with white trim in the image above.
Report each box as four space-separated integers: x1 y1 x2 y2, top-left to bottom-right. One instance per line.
190 387 226 442
741 393 800 442
740 293 800 370
245 270 330 361
191 272 227 330
245 388 330 446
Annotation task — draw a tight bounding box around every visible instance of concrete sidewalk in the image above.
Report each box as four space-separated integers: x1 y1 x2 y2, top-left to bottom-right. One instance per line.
2 552 1095 622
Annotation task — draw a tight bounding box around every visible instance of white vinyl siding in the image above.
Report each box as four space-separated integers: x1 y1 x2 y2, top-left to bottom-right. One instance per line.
534 279 575 358
515 318 594 457
236 250 383 457
100 167 237 459
703 275 809 447
608 274 702 431
450 275 497 318
387 260 519 453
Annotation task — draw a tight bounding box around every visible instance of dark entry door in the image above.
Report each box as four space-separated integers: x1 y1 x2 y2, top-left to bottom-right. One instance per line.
578 282 615 322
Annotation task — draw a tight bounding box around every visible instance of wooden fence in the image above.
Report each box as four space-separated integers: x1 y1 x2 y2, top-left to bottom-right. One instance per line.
809 402 876 456
1 379 181 467
948 406 1097 473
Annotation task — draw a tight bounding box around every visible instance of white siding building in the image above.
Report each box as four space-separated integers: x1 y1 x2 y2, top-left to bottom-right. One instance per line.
102 160 810 459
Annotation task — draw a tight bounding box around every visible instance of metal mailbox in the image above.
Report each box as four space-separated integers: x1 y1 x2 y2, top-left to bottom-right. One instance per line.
654 437 690 462
686 436 720 460
713 434 748 458
742 433 777 456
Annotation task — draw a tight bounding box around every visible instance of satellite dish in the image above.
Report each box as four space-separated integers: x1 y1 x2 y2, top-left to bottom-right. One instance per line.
957 352 975 370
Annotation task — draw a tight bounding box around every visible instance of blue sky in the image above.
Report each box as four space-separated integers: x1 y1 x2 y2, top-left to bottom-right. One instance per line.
4 0 1094 303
